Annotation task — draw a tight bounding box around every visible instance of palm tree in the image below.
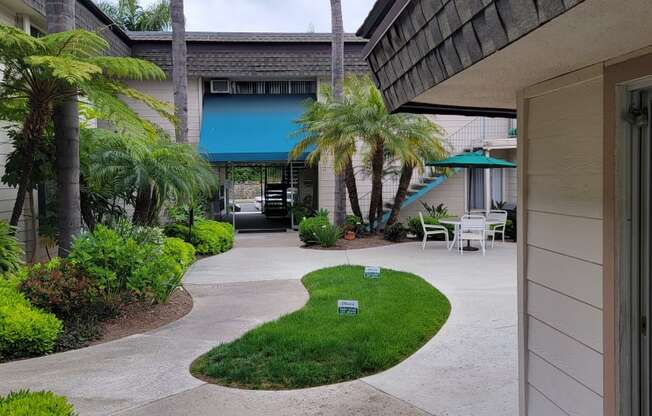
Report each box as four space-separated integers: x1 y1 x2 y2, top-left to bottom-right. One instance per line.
0 25 174 236
97 0 171 31
289 85 363 220
385 118 447 225
330 0 346 226
292 75 446 231
171 0 188 143
46 0 80 256
86 132 217 225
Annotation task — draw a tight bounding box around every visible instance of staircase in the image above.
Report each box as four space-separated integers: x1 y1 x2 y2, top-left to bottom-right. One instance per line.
380 170 453 224
264 183 289 218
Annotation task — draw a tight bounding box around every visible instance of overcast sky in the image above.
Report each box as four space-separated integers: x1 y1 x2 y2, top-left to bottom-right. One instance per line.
141 0 377 33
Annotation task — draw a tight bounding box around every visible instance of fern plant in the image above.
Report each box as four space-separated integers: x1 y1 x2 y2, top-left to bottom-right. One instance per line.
0 220 24 275
0 25 174 229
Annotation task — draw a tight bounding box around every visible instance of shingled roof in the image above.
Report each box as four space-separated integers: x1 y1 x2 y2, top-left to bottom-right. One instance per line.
128 31 366 43
130 34 369 78
358 0 586 113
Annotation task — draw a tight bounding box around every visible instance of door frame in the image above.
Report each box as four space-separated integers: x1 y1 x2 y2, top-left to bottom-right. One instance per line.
614 76 652 416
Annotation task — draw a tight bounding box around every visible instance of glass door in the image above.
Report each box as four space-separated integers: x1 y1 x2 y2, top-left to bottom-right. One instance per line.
624 88 651 416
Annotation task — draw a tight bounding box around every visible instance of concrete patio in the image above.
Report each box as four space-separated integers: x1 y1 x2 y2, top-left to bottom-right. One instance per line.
0 232 517 416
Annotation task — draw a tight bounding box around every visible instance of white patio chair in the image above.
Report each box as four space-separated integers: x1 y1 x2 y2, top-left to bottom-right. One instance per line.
459 215 486 255
486 210 508 248
419 212 450 250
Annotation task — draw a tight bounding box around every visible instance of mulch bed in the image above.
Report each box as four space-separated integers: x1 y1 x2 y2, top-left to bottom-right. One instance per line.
91 288 193 345
302 234 410 250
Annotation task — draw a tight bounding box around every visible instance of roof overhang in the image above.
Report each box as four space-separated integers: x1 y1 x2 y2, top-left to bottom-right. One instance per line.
410 0 652 112
359 0 652 115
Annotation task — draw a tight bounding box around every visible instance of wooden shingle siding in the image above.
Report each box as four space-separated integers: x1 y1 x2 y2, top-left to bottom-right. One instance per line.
360 0 586 111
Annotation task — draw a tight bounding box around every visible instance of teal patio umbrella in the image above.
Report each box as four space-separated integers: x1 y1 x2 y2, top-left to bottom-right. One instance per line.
427 152 516 250
427 152 516 213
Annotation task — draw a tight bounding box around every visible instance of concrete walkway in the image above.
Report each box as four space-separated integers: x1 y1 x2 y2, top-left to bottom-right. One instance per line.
0 232 517 416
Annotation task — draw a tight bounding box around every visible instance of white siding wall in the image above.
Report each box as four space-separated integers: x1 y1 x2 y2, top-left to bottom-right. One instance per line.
520 67 604 415
0 6 45 260
398 170 466 221
124 78 203 144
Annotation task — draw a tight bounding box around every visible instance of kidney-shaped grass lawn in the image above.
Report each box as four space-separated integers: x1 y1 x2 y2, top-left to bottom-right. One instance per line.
191 265 451 389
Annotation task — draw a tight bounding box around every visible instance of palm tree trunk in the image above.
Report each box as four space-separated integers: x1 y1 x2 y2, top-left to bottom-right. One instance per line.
46 0 81 257
171 0 188 143
330 0 346 226
344 158 362 219
368 142 384 232
132 186 153 226
386 165 413 226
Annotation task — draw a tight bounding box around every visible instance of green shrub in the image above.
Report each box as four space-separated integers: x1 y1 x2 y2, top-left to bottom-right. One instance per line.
163 237 196 268
128 253 185 304
298 216 330 245
193 220 234 255
68 225 155 295
164 220 234 255
0 390 77 416
0 286 62 359
311 223 342 247
20 259 108 320
0 220 23 275
112 219 164 246
125 238 194 304
384 222 408 242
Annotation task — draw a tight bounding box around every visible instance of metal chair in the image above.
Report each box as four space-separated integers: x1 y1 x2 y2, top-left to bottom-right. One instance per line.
486 210 508 247
459 215 487 255
419 212 450 249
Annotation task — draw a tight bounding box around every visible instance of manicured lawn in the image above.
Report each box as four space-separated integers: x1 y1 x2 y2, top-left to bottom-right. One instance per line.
191 265 450 389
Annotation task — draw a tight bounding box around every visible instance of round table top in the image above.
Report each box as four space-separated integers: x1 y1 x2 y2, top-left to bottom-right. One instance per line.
439 218 503 226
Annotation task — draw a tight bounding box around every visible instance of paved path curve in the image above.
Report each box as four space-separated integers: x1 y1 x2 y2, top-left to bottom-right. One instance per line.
0 233 517 416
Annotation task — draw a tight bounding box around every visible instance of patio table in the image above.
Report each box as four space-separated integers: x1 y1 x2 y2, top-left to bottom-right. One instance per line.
440 218 503 251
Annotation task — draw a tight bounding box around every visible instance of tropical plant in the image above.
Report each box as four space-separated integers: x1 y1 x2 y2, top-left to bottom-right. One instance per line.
171 0 188 143
0 25 173 252
0 221 23 275
420 202 451 220
0 390 77 416
84 131 217 225
97 0 171 31
290 84 363 220
298 215 330 245
383 222 407 242
291 75 447 231
311 222 341 247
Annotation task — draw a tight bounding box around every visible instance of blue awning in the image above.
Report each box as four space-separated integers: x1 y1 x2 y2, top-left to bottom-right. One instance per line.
199 94 314 163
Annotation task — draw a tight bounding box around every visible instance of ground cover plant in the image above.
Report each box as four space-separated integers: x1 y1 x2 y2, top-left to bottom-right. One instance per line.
0 390 77 416
192 265 450 389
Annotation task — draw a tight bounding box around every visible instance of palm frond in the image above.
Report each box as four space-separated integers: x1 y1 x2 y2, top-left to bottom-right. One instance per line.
25 55 103 84
41 29 109 58
86 56 166 80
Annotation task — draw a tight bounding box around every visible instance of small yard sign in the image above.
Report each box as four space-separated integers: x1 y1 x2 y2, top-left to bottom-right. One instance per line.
364 266 381 279
338 300 359 315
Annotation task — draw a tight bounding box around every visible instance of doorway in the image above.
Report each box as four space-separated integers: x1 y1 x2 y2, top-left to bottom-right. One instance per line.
620 87 652 416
